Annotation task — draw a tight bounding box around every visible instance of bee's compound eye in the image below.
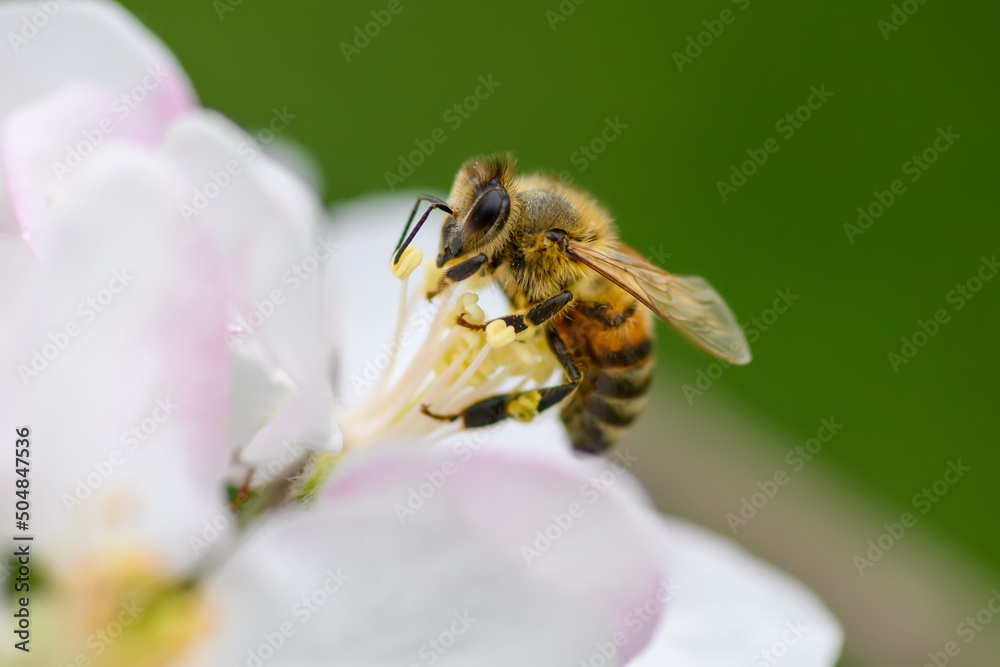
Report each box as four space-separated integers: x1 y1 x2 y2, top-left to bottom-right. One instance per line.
466 187 510 234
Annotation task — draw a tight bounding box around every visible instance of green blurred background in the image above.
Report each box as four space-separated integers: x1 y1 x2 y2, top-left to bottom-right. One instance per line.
117 0 998 663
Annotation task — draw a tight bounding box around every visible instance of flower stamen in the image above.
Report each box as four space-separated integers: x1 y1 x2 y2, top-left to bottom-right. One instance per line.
485 320 517 348
390 246 423 280
323 260 561 473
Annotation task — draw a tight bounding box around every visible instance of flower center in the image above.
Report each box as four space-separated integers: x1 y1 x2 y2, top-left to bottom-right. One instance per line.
295 248 559 495
341 249 558 444
34 548 213 667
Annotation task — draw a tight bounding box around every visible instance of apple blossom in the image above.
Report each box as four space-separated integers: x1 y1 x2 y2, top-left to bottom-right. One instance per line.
0 2 842 666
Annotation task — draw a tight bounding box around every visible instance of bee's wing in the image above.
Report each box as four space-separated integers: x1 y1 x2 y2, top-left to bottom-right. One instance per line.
564 240 752 364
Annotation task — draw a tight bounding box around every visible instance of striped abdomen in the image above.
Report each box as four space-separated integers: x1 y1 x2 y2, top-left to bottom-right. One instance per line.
556 296 655 454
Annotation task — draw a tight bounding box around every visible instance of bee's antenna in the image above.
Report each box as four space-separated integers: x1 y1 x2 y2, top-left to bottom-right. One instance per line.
394 195 453 265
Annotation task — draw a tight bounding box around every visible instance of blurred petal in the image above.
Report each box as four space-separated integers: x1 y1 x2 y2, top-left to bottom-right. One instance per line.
0 0 194 235
204 446 667 666
4 83 189 254
227 341 297 454
265 135 326 197
159 111 340 457
0 143 229 569
632 516 843 666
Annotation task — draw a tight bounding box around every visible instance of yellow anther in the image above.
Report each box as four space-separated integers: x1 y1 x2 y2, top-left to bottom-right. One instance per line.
391 246 423 280
508 391 542 423
485 320 516 348
455 293 486 324
464 303 486 325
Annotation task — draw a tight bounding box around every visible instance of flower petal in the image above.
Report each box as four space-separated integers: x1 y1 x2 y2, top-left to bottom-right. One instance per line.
0 142 229 569
0 0 194 236
203 446 667 666
631 516 843 666
159 111 340 457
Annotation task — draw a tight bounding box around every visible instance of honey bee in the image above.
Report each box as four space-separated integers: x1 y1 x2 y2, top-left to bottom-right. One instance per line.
393 153 751 454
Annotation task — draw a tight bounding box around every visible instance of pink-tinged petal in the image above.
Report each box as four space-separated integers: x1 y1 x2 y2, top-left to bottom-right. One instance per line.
202 446 667 666
3 86 192 256
0 0 195 235
631 516 843 666
0 143 230 569
159 111 339 458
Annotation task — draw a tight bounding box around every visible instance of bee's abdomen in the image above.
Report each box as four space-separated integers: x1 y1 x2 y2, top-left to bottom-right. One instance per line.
558 301 654 454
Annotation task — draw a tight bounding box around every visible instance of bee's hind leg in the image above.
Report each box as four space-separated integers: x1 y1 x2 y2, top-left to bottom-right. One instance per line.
421 327 581 428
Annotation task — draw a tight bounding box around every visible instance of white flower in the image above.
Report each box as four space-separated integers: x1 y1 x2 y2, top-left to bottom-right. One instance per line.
324 199 845 667
0 2 842 666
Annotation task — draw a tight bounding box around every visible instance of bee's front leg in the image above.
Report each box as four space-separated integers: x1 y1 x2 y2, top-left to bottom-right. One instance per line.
426 253 489 299
456 290 574 333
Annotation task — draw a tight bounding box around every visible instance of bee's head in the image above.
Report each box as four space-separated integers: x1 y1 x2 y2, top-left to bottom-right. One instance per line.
437 153 519 267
